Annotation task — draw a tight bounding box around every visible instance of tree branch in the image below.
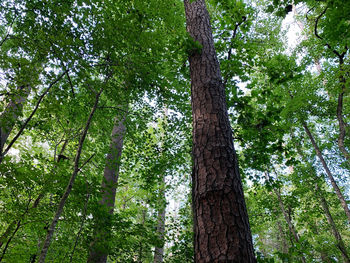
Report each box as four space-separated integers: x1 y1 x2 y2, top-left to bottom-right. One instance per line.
38 88 103 263
1 70 67 160
314 6 344 59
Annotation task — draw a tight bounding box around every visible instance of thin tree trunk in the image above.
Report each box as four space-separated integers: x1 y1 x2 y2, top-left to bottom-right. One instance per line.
274 190 300 243
0 71 67 163
153 179 166 263
183 0 255 261
0 193 43 249
38 89 102 263
87 108 127 263
153 109 167 263
0 139 66 254
0 220 21 262
266 171 306 263
303 122 350 222
138 209 147 263
272 189 306 263
292 129 349 261
0 86 31 157
315 183 349 262
336 58 350 163
70 180 90 263
276 219 288 254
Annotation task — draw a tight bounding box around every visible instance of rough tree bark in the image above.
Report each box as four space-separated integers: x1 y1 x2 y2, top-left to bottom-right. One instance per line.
183 0 255 262
87 109 127 263
38 89 102 263
303 123 350 222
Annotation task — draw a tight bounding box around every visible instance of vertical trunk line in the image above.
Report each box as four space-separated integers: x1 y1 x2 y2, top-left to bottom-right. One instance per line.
0 86 31 160
87 106 127 263
38 89 102 263
184 0 255 261
315 183 349 262
303 122 350 222
336 58 350 163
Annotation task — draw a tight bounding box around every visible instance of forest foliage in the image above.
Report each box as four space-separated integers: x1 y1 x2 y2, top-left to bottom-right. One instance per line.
0 0 349 262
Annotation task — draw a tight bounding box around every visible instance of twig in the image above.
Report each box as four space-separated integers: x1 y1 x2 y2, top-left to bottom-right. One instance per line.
66 72 75 98
78 153 96 172
223 16 246 85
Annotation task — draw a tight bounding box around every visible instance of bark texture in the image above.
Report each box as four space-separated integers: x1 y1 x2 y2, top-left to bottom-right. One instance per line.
184 1 255 262
303 123 350 222
38 89 102 263
87 110 127 263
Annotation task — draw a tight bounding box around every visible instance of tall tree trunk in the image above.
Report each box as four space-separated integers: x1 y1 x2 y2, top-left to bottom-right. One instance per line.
309 221 332 263
292 129 349 262
138 208 147 263
153 109 167 263
0 139 66 259
38 89 102 263
315 183 349 262
0 86 31 158
183 1 255 262
336 57 350 163
87 109 127 263
153 179 166 263
270 184 306 263
266 171 306 263
303 123 350 222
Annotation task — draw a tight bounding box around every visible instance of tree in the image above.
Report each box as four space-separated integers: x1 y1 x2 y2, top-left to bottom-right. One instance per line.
183 0 255 261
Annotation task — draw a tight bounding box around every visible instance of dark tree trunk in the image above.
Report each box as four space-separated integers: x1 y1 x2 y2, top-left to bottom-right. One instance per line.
183 0 255 262
87 110 127 263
